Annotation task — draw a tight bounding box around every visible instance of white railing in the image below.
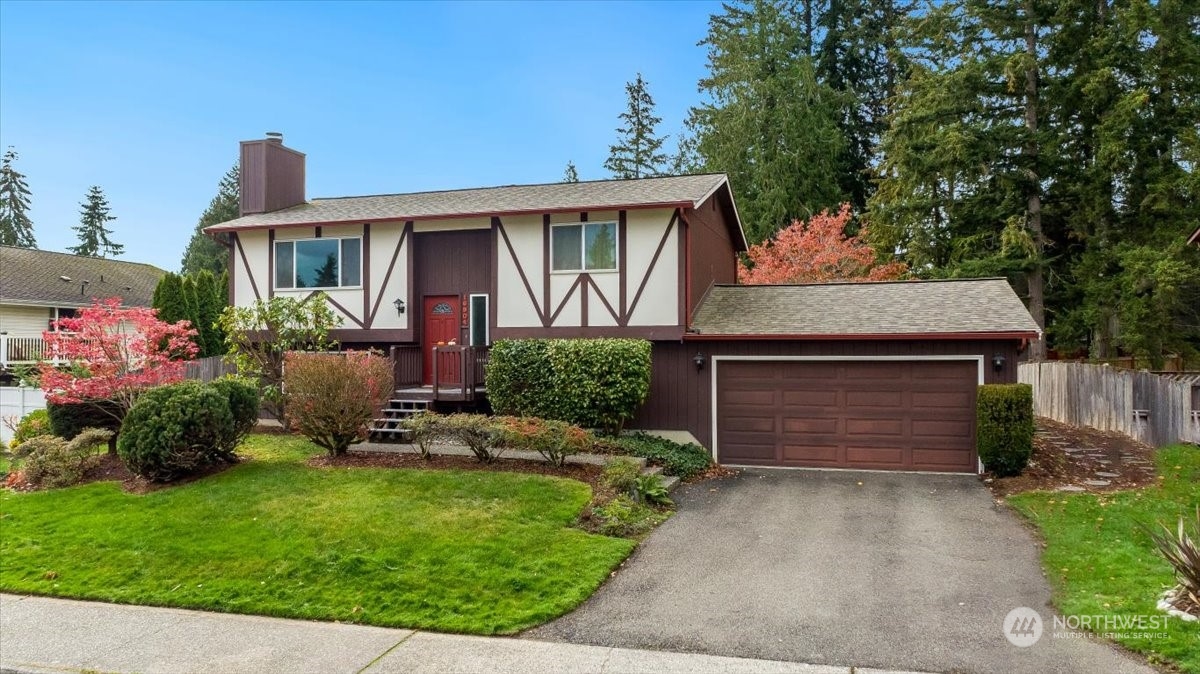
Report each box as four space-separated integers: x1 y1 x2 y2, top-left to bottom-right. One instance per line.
0 334 49 367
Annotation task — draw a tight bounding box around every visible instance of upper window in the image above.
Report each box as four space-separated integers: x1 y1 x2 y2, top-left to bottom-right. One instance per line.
274 238 362 289
551 222 618 272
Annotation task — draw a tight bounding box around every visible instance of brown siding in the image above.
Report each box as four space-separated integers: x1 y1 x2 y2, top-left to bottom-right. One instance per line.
240 139 306 216
414 229 492 344
684 201 738 324
632 339 1022 449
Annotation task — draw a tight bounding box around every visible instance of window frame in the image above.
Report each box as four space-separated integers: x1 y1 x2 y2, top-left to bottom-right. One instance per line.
469 293 489 346
273 236 363 290
550 221 620 274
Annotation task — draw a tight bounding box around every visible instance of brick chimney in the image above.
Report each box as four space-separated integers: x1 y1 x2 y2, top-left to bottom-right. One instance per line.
239 132 306 216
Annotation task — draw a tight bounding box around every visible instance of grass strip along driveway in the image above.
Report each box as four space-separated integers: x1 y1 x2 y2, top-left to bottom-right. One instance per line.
1009 444 1200 673
0 435 634 634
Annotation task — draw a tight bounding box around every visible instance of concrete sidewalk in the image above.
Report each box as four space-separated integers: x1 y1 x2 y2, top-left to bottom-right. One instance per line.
0 594 921 674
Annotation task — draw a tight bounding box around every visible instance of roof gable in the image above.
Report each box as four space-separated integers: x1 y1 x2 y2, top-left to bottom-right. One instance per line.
0 246 166 308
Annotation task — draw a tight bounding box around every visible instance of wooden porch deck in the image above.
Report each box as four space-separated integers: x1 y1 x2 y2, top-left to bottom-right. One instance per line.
393 385 487 403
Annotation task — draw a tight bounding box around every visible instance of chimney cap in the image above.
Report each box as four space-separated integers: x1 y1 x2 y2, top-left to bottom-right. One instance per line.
265 131 283 143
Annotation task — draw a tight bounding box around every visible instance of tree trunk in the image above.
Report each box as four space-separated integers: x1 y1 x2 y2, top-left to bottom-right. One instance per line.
1024 3 1048 361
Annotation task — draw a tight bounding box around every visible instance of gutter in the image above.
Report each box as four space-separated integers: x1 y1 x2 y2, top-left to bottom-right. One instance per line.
682 331 1042 342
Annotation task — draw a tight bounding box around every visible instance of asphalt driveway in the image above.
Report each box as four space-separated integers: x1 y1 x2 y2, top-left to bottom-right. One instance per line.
527 469 1154 674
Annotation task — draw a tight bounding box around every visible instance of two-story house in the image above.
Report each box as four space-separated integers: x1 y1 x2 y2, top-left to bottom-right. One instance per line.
208 136 1039 473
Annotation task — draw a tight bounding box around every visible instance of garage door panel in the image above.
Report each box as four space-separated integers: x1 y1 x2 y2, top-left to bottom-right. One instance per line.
717 360 977 471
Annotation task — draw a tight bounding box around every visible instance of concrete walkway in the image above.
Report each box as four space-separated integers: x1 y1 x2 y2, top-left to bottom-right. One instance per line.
0 594 921 674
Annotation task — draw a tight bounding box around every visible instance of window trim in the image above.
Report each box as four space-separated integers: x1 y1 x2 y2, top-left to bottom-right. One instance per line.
274 236 363 290
550 221 620 274
469 293 490 346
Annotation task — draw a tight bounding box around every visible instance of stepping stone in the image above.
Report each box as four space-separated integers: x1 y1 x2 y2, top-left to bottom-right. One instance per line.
1094 472 1121 478
1056 485 1086 492
1083 479 1111 487
1094 460 1112 465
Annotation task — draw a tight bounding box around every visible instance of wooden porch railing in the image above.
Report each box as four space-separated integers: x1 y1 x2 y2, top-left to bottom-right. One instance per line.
431 345 489 401
391 345 422 387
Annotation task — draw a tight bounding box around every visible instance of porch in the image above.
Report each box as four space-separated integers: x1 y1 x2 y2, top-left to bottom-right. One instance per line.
389 344 489 403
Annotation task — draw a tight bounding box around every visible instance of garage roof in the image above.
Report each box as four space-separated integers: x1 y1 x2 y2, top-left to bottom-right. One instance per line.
690 279 1041 339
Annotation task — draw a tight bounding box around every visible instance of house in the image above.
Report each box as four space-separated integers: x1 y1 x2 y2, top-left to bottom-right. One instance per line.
207 135 1040 473
0 246 166 372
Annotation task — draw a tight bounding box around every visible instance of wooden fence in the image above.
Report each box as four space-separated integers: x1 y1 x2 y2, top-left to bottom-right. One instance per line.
1019 361 1200 447
183 356 237 382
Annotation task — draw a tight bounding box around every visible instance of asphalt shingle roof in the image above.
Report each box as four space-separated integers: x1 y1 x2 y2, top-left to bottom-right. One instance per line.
205 173 735 233
0 246 166 308
691 279 1041 337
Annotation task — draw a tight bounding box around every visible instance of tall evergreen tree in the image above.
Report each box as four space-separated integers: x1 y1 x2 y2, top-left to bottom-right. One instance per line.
562 161 579 183
181 164 238 275
151 273 189 325
70 186 123 258
605 73 669 179
689 0 846 243
0 147 36 248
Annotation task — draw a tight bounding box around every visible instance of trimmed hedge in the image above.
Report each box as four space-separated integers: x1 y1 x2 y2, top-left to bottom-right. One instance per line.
486 338 652 435
977 383 1034 477
117 381 238 481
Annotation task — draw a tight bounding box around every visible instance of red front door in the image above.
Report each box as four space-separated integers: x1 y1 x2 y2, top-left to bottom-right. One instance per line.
423 295 461 385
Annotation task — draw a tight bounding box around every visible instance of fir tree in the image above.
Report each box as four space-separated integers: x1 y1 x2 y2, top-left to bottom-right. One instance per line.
562 161 579 183
605 73 668 179
70 186 123 258
181 164 238 275
0 147 36 248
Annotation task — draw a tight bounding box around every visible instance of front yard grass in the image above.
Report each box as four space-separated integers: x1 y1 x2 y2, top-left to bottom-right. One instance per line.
1009 444 1200 673
0 434 635 634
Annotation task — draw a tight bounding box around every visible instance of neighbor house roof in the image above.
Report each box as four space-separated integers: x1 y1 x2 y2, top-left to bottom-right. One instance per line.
205 173 746 248
0 246 166 308
689 279 1041 339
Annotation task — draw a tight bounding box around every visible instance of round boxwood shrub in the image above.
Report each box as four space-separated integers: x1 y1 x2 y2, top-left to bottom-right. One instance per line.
208 376 260 457
977 383 1034 477
117 381 235 482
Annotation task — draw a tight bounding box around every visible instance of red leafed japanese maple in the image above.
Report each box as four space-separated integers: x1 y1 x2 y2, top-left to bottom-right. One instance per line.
738 204 908 284
38 298 198 423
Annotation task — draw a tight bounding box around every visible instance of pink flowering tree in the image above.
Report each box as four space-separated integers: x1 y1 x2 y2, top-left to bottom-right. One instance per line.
38 298 198 449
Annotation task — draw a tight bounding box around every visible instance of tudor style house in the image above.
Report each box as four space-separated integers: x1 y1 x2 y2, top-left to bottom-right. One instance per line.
209 136 1040 474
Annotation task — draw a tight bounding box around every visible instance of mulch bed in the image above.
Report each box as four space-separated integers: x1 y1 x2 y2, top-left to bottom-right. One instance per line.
5 452 239 494
986 417 1158 497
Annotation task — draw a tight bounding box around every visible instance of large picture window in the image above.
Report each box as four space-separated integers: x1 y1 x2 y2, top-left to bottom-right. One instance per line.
551 222 617 272
274 238 362 289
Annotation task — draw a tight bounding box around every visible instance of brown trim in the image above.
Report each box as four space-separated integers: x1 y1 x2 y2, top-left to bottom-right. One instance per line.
618 210 627 323
580 273 589 327
362 223 371 326
314 226 322 238
580 212 588 222
227 236 236 304
405 221 414 326
587 275 621 323
329 328 414 343
678 209 688 327
324 294 365 329
495 217 545 323
234 233 261 301
267 229 275 298
205 201 696 233
683 331 1041 342
548 276 583 324
368 221 410 325
626 210 678 322
492 326 685 340
542 214 551 328
490 220 499 334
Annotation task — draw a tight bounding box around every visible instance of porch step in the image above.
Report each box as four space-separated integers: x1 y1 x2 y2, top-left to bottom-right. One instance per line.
367 396 431 443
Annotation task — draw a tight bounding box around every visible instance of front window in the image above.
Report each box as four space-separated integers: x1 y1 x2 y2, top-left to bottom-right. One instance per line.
274 237 362 289
551 222 618 272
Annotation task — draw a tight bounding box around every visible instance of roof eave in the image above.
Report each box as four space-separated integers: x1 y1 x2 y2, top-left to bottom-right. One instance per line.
204 200 697 234
683 330 1041 341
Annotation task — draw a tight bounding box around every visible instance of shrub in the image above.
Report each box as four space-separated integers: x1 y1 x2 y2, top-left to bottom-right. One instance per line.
634 473 672 506
47 400 122 440
13 428 112 489
441 414 506 463
494 416 592 467
602 457 643 493
209 376 260 458
1148 507 1200 617
605 433 712 479
11 409 52 448
406 411 441 459
486 338 652 435
590 495 664 538
117 381 236 482
977 383 1034 477
283 351 394 457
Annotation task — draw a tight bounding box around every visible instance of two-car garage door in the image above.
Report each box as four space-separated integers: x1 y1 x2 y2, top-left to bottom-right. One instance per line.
716 360 978 472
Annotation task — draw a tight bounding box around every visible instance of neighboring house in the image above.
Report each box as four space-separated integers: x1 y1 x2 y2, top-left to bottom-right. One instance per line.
0 246 165 371
1189 226 1200 247
207 135 1040 473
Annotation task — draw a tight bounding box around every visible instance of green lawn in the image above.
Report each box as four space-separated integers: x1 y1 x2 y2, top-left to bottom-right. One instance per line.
0 435 635 634
1009 444 1200 673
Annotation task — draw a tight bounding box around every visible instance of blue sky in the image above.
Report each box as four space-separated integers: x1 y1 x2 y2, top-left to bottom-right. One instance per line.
0 0 720 271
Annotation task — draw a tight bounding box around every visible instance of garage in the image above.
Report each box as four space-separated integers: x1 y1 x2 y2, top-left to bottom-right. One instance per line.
715 359 979 472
